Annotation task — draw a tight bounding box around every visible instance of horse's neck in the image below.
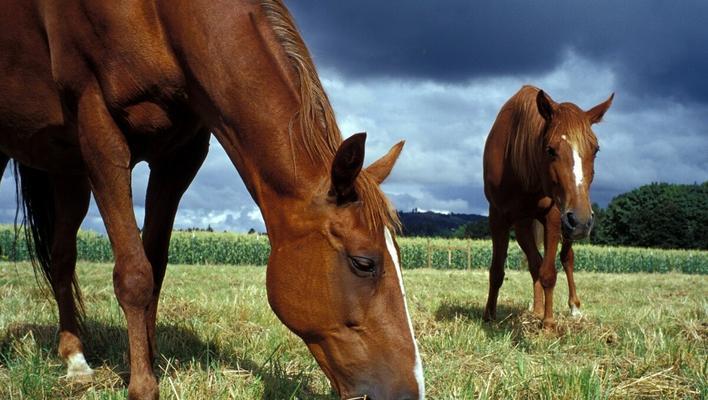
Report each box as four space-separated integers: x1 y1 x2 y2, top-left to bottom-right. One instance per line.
507 121 544 193
162 0 329 231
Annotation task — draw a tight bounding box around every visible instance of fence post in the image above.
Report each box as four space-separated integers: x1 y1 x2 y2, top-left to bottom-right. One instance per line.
447 247 452 268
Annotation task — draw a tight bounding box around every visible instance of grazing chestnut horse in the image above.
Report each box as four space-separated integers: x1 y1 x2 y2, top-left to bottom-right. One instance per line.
482 85 613 328
0 1 424 399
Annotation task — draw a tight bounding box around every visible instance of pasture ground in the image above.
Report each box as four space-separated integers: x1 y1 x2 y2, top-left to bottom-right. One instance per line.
0 262 705 399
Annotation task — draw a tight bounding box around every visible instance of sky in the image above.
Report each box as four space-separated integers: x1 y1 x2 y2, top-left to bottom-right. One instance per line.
1 0 706 233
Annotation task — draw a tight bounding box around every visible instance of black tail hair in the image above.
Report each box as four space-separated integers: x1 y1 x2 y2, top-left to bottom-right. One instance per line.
13 162 85 324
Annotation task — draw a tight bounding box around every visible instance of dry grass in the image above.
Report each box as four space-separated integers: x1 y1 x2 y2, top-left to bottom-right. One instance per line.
0 262 706 399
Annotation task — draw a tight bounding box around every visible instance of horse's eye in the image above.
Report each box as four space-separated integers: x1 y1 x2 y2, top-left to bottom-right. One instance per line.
546 146 557 157
349 256 376 276
594 146 600 155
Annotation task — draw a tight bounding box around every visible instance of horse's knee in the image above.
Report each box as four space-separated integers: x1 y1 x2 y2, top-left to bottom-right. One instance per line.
490 271 505 289
540 269 556 288
113 259 154 309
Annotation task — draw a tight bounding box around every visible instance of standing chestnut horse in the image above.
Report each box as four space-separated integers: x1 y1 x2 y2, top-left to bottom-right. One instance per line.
482 85 613 328
0 1 424 399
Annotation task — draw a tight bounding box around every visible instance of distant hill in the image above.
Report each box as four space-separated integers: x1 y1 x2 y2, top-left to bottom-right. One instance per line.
398 209 487 237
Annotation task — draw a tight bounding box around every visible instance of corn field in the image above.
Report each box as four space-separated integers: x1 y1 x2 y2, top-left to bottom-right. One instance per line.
0 226 705 274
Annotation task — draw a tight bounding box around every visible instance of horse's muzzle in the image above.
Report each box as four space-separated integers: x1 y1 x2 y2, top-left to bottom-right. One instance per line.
561 211 594 240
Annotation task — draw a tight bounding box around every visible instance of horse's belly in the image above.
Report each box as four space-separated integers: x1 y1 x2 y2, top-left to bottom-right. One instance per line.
0 125 85 173
0 74 83 171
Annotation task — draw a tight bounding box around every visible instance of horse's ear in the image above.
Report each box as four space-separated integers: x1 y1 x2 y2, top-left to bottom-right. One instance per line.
331 132 366 204
536 90 554 122
365 140 405 184
586 93 614 124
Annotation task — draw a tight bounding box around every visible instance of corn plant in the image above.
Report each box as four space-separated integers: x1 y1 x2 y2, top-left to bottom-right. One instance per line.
0 226 705 274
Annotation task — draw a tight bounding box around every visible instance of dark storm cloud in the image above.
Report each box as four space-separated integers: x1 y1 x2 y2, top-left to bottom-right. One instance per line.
288 0 708 104
0 2 704 232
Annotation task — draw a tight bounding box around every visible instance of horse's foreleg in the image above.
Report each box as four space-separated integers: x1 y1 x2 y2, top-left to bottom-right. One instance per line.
514 219 544 318
483 206 510 321
142 129 209 363
540 208 561 329
50 174 92 378
77 81 157 400
560 240 581 317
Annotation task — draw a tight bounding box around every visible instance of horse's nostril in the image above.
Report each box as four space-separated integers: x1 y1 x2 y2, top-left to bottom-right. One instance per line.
566 212 578 227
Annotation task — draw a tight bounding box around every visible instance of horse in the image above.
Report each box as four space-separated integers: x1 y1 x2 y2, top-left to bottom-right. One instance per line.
0 1 424 399
482 85 613 328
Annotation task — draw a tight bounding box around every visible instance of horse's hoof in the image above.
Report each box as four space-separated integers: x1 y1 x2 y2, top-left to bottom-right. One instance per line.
66 352 94 380
128 377 159 400
542 318 556 329
482 309 495 322
570 304 582 318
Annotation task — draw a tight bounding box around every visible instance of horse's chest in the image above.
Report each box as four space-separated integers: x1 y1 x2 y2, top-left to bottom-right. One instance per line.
77 55 195 162
118 100 201 164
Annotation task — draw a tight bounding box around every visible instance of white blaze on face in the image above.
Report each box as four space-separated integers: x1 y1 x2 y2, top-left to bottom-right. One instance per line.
384 227 425 399
562 135 585 193
572 146 584 192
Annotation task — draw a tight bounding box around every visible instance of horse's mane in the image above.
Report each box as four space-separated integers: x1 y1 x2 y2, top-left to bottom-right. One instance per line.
505 85 597 191
259 0 400 232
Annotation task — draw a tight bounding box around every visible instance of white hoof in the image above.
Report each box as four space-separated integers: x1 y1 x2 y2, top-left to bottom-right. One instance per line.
66 352 94 379
570 305 582 318
528 301 534 312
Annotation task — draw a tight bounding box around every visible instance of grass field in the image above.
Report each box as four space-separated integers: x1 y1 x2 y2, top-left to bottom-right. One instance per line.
0 262 706 399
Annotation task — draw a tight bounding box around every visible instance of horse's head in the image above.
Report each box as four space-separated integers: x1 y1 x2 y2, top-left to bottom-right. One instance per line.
536 90 614 240
266 133 424 400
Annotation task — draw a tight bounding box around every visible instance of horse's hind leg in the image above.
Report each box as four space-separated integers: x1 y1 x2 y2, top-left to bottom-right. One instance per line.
142 128 209 363
560 240 581 317
50 173 92 377
77 80 158 400
514 219 544 318
483 206 511 321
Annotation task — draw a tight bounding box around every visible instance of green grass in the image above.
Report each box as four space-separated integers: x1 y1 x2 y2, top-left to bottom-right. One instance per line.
1 262 706 399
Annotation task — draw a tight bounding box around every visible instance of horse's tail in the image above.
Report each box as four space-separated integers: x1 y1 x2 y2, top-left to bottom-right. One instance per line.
13 162 85 322
0 153 8 259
